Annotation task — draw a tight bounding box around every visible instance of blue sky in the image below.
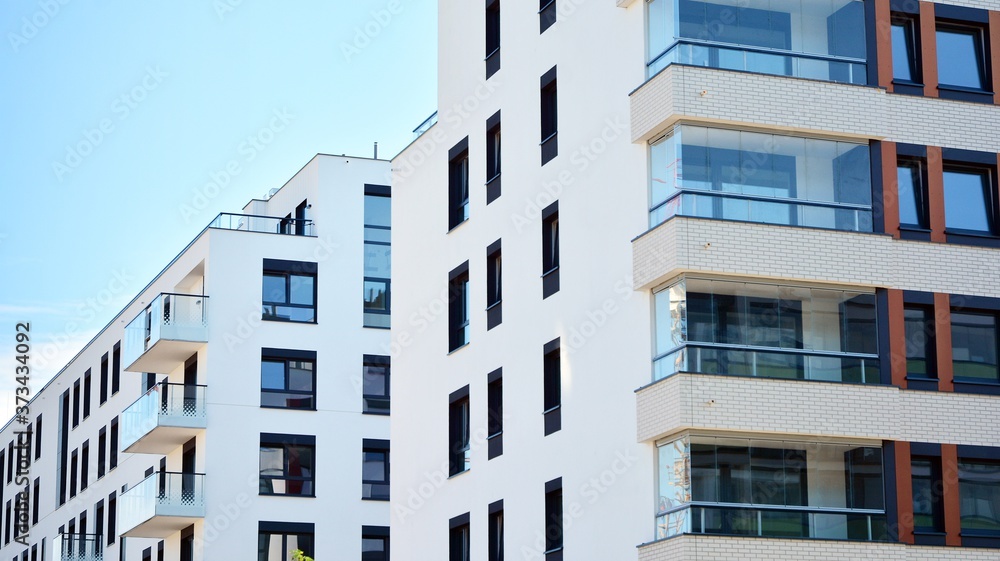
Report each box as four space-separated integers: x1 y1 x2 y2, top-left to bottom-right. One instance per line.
0 1 436 421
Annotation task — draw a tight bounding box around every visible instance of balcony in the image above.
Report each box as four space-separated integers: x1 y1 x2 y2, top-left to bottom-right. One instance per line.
123 293 208 373
119 472 205 538
55 533 103 561
121 383 207 454
209 213 315 236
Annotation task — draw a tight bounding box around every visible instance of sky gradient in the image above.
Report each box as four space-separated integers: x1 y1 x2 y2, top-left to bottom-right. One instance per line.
0 1 437 422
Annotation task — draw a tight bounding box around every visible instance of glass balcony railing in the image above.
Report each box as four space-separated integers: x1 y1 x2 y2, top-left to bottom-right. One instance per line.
657 504 888 541
413 111 438 138
209 213 315 236
651 192 874 233
120 383 207 453
119 472 206 537
122 293 208 373
55 533 103 561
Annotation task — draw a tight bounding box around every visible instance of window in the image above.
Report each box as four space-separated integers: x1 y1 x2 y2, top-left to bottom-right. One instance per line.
109 417 118 470
69 449 78 498
489 500 504 561
951 311 999 382
33 414 40 461
486 111 502 203
542 202 559 298
544 479 563 559
362 526 389 561
539 0 556 33
540 67 558 165
543 339 561 436
98 428 106 479
449 262 470 352
486 0 500 78
904 306 936 378
31 479 39 526
936 24 988 91
487 369 503 459
111 343 120 396
259 434 315 496
891 15 921 84
260 349 316 410
912 457 944 532
653 278 879 383
449 138 470 230
646 0 867 82
107 492 116 546
943 166 995 234
449 386 471 477
487 239 502 330
262 259 318 323
959 460 1000 534
449 513 470 561
362 355 390 415
258 522 314 561
362 439 390 500
72 379 80 428
656 436 886 540
100 354 108 405
897 160 927 228
83 371 91 419
364 185 392 328
649 125 873 231
80 441 89 491
94 500 103 543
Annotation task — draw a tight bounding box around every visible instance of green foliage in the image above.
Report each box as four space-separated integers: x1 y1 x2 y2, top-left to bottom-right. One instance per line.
291 549 314 561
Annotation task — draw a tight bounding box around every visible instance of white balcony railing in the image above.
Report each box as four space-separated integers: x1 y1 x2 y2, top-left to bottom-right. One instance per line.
119 472 206 537
120 383 207 453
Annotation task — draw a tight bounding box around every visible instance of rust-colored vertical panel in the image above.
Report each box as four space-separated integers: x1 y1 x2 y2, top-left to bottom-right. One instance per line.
934 293 954 392
926 146 946 243
919 2 938 97
882 142 900 238
991 12 1000 105
876 0 895 91
888 289 908 388
941 444 962 546
895 442 915 544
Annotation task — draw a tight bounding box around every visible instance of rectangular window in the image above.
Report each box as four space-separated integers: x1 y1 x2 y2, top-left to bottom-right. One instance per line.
951 311 999 382
912 457 944 532
72 379 80 428
83 371 91 419
489 500 504 561
449 514 470 561
262 259 318 323
487 369 503 460
891 15 921 84
650 125 873 231
100 354 108 404
95 500 103 543
653 278 879 383
449 262 471 352
904 306 936 378
80 441 89 491
486 111 502 203
544 479 563 558
259 433 315 496
362 355 390 415
258 521 314 561
656 436 886 540
540 66 558 165
449 138 470 230
31 479 39 526
486 0 500 78
936 24 988 91
487 239 502 330
107 492 116 546
543 339 561 436
943 166 995 234
539 0 556 33
111 343 120 396
364 184 392 328
260 349 316 410
542 202 560 298
449 386 471 477
897 159 928 228
362 439 390 501
33 414 41 461
958 460 1000 534
97 427 107 479
362 526 389 561
109 417 118 470
69 449 78 498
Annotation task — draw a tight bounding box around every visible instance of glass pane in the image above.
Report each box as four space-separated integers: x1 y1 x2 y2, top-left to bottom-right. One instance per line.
262 274 285 304
891 22 916 81
897 163 923 226
364 365 387 395
261 361 285 390
658 437 691 511
365 243 392 277
959 461 1000 532
260 446 284 473
288 361 313 391
937 27 986 89
275 306 315 323
364 195 391 228
904 307 933 377
289 275 315 305
364 281 389 312
952 312 999 381
363 451 387 481
943 168 992 233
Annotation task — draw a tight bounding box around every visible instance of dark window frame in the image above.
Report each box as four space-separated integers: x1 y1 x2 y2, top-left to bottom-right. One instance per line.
942 163 997 237
486 0 501 78
486 111 502 204
449 513 471 561
259 433 316 497
489 499 504 561
262 259 318 324
487 368 503 460
449 262 471 352
260 348 317 411
935 21 991 95
362 439 390 501
449 138 471 231
486 239 502 330
543 338 561 436
258 521 315 561
449 386 471 477
897 157 929 230
362 355 391 415
950 308 1000 384
540 67 558 165
903 304 937 380
544 478 563 558
542 202 560 299
890 12 923 89
539 0 556 33
364 184 392 327
911 456 945 533
362 525 390 561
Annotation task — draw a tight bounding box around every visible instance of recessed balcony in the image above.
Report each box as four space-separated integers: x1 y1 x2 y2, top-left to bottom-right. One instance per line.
55 533 103 561
119 472 205 538
121 383 207 455
123 293 208 373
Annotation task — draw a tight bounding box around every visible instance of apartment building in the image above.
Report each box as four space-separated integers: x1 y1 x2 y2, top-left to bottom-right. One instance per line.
391 1 1000 560
0 154 392 561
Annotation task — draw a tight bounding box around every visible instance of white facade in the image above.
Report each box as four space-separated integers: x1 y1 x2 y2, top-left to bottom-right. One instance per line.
0 154 391 561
